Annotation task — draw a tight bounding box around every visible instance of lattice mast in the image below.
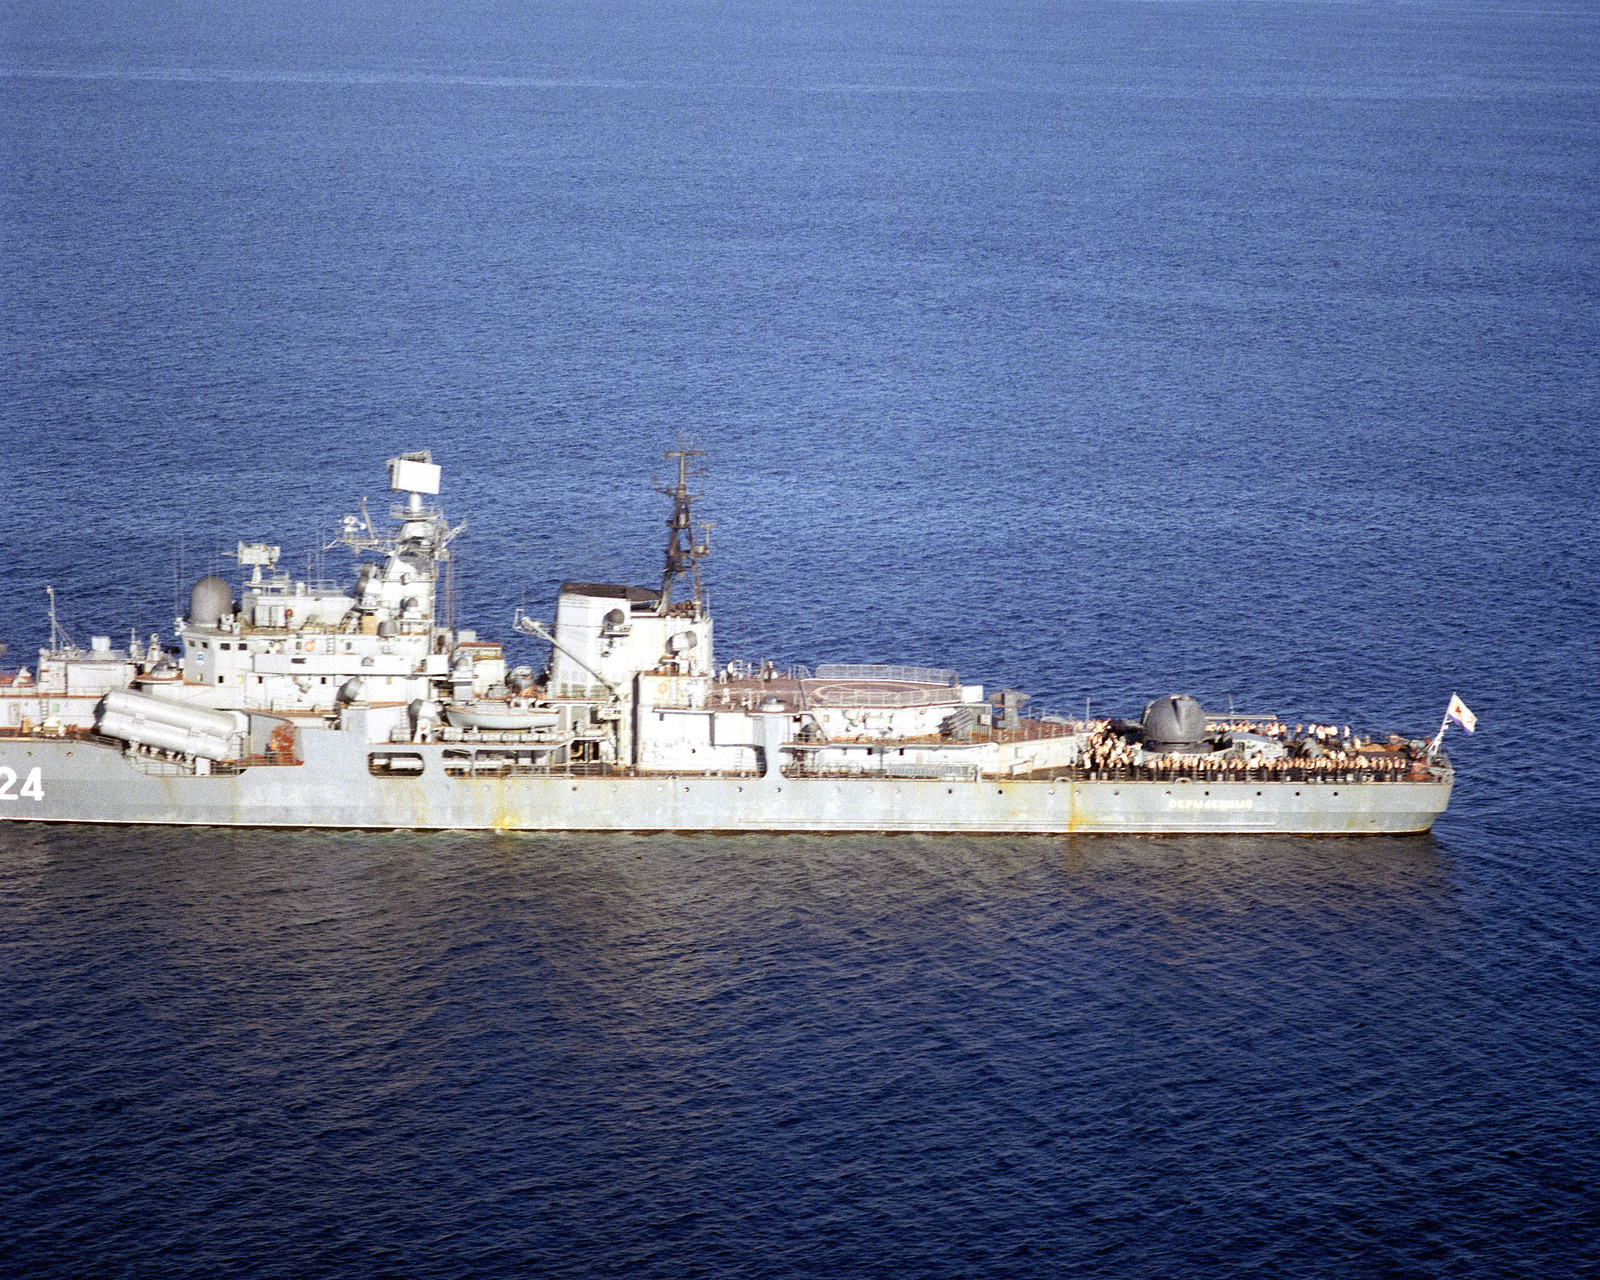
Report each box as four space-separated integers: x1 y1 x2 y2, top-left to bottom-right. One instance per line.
656 440 713 611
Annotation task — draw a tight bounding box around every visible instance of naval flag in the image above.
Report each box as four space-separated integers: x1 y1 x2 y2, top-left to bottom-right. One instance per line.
1446 694 1477 734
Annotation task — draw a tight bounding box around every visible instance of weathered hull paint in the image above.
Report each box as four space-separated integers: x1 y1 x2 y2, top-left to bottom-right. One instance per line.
0 737 1451 835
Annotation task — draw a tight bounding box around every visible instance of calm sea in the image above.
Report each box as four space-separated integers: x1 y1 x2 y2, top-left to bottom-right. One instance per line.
2 2 1597 1275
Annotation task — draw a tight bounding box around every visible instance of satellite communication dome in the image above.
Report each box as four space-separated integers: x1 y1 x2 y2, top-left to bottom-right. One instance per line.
187 576 234 626
1141 694 1208 748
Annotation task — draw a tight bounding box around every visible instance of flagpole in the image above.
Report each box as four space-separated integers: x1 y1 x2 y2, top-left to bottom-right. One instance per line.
1428 712 1450 759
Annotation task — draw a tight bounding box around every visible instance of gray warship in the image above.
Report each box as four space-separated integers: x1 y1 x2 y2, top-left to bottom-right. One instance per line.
0 450 1455 834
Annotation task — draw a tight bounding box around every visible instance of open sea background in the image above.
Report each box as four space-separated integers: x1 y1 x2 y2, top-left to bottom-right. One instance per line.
2 1 1597 1275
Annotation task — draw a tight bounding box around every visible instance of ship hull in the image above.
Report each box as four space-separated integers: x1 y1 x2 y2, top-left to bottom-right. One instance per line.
0 736 1450 835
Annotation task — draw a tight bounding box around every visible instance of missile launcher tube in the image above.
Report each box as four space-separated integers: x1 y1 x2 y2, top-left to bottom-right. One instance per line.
97 689 248 761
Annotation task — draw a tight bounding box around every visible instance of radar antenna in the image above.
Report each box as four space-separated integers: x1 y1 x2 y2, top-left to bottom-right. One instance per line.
655 438 713 611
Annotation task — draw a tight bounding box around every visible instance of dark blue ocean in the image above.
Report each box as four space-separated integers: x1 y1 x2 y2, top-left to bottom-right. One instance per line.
3 2 1598 1275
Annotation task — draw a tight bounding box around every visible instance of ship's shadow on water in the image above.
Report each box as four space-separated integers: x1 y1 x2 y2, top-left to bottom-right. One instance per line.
13 822 1572 1280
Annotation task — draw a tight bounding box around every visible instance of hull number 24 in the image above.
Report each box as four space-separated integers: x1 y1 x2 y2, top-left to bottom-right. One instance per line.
0 767 44 801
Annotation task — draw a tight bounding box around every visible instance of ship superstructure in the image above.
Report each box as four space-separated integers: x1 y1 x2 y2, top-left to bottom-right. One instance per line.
0 451 1455 834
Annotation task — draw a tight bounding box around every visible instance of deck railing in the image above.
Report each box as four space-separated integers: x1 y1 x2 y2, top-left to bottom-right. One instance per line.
804 685 965 709
812 663 960 686
785 761 981 782
1068 762 1440 783
782 761 1443 784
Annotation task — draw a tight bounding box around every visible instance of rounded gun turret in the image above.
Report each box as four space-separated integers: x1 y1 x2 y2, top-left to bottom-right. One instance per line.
1141 694 1208 751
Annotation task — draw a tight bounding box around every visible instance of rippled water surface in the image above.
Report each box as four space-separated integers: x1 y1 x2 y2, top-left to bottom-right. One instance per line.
5 827 1595 1276
3 1 1598 1275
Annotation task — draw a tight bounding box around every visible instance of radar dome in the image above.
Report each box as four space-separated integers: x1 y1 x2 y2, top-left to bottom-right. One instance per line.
187 576 234 627
1141 694 1207 748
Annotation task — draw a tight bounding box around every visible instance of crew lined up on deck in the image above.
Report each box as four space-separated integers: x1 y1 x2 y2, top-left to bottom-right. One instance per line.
1079 719 1422 780
1203 720 1351 742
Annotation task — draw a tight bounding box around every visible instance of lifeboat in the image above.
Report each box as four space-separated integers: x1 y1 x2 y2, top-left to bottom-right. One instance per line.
442 699 558 731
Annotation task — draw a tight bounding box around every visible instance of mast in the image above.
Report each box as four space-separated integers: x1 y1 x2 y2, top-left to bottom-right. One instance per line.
330 451 465 633
44 585 75 656
655 439 713 611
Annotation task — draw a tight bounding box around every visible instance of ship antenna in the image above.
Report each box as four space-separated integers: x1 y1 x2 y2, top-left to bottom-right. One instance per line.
655 437 712 612
45 585 76 655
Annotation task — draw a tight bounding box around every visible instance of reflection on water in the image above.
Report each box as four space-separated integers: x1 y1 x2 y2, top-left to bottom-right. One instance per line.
0 821 1591 1278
